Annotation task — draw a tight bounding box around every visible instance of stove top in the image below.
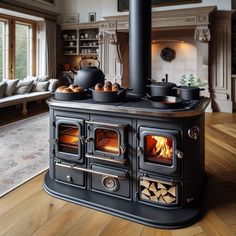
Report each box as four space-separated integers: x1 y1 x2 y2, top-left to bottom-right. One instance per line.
49 96 210 118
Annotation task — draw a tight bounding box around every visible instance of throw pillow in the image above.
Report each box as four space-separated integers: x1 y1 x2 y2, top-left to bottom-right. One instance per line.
48 79 59 92
15 79 34 94
0 81 6 98
37 75 49 82
32 81 50 92
4 80 19 96
27 75 38 81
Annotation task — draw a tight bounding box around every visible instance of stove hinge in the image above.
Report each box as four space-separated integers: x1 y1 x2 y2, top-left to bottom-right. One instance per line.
52 121 56 127
135 132 140 140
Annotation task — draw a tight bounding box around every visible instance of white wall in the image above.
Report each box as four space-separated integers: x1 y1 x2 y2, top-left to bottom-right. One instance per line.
152 42 197 84
60 0 232 23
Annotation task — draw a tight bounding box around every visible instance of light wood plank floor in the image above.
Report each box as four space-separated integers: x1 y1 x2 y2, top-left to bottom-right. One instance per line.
0 112 236 236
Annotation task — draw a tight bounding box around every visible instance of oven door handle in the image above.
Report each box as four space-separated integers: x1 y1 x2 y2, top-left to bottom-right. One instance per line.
86 153 126 164
86 121 128 128
55 162 128 179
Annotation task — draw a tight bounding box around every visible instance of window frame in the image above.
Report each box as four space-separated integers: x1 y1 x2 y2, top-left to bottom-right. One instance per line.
0 14 36 80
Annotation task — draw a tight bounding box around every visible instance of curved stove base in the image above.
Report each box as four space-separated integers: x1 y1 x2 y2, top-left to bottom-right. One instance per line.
44 171 205 229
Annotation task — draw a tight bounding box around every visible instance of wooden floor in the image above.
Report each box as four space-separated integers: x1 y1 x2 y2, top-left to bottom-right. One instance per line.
0 112 236 236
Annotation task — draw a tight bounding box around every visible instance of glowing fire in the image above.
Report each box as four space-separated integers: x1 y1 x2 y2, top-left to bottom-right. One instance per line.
149 136 173 159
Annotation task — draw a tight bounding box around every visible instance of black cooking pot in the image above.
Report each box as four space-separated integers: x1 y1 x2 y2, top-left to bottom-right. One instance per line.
74 57 105 89
177 85 204 100
146 78 177 96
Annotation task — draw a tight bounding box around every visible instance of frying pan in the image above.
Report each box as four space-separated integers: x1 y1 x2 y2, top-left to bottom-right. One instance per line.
146 94 183 109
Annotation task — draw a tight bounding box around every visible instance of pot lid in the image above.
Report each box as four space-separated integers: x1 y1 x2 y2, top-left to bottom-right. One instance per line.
178 85 200 90
151 80 176 88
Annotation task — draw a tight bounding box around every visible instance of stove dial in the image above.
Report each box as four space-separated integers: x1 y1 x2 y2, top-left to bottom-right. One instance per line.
66 175 72 182
101 176 119 192
188 126 200 140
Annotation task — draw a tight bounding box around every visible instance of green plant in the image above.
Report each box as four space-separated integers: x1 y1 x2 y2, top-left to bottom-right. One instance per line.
179 74 208 88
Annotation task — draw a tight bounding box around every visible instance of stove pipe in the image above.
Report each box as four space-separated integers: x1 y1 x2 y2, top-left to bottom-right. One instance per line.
129 0 151 97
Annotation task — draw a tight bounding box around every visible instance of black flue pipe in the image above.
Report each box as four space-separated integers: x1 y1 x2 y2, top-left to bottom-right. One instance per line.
129 0 151 97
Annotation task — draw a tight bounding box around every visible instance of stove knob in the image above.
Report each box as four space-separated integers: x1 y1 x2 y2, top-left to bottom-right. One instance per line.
101 176 119 192
66 175 72 182
188 126 200 140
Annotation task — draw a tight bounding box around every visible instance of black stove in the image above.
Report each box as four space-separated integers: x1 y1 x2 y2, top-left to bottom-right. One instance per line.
44 0 209 229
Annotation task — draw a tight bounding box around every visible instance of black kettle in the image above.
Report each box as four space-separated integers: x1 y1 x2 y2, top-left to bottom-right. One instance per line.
74 57 105 89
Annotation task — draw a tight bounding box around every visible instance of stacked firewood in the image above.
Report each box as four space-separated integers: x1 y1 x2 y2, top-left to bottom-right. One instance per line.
140 179 176 204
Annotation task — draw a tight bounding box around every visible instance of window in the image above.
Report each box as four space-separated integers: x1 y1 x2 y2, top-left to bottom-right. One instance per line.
0 19 9 82
15 23 33 79
0 15 36 81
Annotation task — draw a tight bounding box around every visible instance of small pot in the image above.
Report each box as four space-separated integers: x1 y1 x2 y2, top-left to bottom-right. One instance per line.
178 85 204 100
146 78 177 96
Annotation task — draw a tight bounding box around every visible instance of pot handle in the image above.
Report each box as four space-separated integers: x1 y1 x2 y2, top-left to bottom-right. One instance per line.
79 56 101 69
117 87 132 96
146 93 152 98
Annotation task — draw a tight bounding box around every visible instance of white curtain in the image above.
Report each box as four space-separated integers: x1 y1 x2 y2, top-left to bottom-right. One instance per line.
45 20 57 78
37 20 56 78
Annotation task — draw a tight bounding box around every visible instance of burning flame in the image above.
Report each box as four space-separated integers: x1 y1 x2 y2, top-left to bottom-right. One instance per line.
150 136 173 159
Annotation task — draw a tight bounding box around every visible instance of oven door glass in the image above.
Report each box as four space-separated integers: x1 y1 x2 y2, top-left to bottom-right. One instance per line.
58 124 79 155
55 117 84 162
95 128 119 155
139 127 181 176
144 135 173 166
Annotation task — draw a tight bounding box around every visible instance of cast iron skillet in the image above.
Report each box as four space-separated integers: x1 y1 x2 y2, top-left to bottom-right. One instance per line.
55 90 88 101
91 88 131 103
145 94 183 109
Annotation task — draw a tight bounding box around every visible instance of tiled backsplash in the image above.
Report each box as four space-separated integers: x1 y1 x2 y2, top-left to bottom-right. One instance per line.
152 42 197 84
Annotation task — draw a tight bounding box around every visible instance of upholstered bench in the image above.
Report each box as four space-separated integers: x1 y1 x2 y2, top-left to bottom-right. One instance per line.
0 77 59 115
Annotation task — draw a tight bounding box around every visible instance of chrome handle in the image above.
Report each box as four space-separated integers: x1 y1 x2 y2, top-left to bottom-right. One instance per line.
138 146 143 156
85 137 94 143
120 145 127 154
86 121 127 128
86 153 126 164
53 138 58 144
188 126 200 140
175 150 183 159
55 162 128 179
79 135 86 145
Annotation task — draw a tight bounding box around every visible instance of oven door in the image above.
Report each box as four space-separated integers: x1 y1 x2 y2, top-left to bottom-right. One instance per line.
55 117 84 163
86 121 128 164
138 127 182 176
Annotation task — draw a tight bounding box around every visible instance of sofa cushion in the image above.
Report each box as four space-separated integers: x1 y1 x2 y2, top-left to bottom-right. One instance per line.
15 79 34 94
37 75 49 82
4 80 19 96
48 79 59 92
0 81 6 98
32 81 50 92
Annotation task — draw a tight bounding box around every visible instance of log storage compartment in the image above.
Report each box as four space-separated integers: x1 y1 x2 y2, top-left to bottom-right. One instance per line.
140 176 178 206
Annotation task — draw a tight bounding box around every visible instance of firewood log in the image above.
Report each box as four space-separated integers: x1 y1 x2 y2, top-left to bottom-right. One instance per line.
168 186 176 197
140 180 150 188
159 195 166 203
161 189 168 196
142 188 151 196
141 193 150 200
163 194 176 204
150 195 158 202
149 183 157 192
157 182 167 189
154 190 162 198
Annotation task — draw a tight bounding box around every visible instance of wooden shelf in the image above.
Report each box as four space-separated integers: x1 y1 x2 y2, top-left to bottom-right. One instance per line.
80 38 99 41
80 46 99 48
